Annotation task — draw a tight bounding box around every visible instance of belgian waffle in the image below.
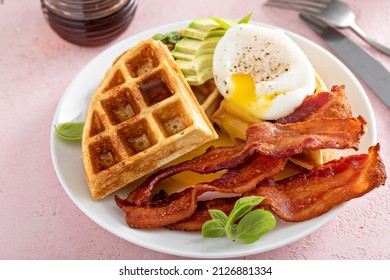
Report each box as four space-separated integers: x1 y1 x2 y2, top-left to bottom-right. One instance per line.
82 39 218 200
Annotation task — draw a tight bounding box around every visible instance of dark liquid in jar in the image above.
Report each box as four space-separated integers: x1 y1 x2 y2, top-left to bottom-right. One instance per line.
41 0 139 46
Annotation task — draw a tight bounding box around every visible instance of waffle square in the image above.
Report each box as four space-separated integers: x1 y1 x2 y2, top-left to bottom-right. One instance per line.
82 39 218 200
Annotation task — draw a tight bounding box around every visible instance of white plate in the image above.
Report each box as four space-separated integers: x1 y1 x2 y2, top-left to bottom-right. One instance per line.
50 21 376 258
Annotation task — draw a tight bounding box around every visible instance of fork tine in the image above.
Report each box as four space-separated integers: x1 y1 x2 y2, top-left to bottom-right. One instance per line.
265 2 320 14
265 0 331 14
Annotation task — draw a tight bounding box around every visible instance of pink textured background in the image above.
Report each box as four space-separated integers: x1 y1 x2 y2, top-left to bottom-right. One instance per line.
0 0 389 259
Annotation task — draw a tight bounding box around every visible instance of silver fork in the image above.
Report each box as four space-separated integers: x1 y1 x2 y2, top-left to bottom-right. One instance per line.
265 0 390 56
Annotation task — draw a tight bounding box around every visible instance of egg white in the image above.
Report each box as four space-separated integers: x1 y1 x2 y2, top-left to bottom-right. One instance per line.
213 24 316 120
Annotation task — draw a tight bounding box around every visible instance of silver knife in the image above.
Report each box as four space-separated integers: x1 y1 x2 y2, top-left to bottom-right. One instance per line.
300 13 390 109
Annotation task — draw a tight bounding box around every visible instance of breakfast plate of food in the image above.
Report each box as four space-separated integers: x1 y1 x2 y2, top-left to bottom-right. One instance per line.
50 16 386 258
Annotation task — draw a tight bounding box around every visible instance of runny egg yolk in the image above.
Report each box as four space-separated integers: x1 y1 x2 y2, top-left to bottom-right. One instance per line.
226 73 283 120
229 73 257 112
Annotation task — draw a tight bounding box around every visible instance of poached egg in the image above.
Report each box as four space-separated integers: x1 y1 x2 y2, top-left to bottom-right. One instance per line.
213 24 316 120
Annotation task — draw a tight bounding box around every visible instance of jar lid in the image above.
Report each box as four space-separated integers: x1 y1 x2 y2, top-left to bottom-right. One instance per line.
42 0 132 21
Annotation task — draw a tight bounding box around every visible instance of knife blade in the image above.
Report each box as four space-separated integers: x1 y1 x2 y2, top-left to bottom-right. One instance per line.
300 13 390 109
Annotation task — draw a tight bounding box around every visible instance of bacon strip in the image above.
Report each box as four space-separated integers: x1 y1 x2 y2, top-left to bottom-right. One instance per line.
116 154 287 228
249 144 387 222
117 187 198 228
195 155 287 195
166 197 237 231
125 143 249 204
246 116 366 159
305 85 353 120
123 116 366 205
168 144 386 231
276 91 334 124
118 140 383 230
276 85 352 124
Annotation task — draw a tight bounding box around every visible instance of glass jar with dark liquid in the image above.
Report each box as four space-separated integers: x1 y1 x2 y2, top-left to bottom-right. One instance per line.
41 0 139 46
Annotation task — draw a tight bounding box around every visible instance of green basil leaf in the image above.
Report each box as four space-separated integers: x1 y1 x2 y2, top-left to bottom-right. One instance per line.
236 209 276 244
238 12 254 24
225 196 264 240
202 219 226 238
227 196 264 224
54 122 84 141
209 16 232 30
208 209 227 223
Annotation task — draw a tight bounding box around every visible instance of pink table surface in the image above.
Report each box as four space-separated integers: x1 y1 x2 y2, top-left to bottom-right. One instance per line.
0 0 389 260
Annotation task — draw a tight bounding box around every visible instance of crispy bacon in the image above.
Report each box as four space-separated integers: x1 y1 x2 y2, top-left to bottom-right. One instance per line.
306 85 353 120
246 116 366 159
116 104 371 229
167 144 386 231
248 144 387 222
195 155 287 195
123 116 366 206
117 140 383 230
116 187 198 228
276 91 334 124
276 85 352 124
125 143 249 205
167 197 237 231
116 154 287 228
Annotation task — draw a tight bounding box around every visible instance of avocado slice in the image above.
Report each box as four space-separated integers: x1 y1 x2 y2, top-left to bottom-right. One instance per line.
172 36 222 62
174 38 203 54
174 36 222 54
176 54 213 75
188 17 221 31
183 27 209 41
184 16 237 40
188 17 238 31
171 48 215 61
183 28 226 41
172 16 240 85
185 68 214 86
171 51 196 61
